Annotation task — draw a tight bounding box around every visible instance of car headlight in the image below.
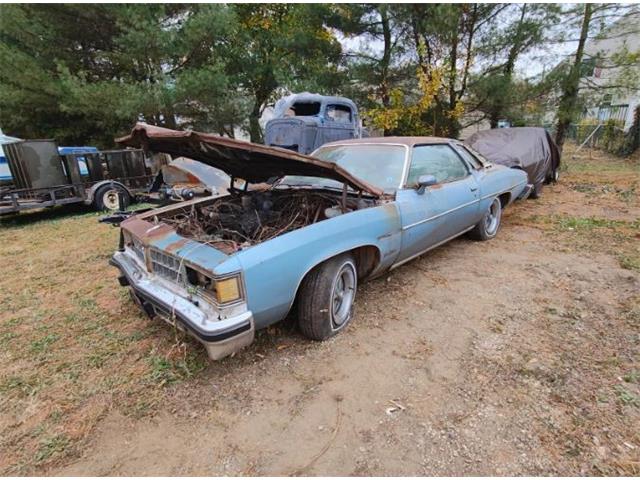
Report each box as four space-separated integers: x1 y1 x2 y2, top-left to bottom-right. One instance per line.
214 276 241 304
186 266 242 304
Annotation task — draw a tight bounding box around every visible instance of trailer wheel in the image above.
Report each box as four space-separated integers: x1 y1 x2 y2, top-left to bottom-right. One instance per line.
94 184 130 211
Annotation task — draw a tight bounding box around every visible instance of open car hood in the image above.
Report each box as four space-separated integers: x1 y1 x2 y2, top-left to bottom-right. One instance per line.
116 123 382 197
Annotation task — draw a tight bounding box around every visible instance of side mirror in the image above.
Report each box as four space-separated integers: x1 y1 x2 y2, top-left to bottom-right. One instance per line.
416 174 438 194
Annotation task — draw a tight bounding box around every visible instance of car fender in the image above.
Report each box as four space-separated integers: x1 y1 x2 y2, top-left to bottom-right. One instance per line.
230 202 402 328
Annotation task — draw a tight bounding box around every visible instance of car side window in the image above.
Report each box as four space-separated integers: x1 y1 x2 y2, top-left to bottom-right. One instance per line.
325 104 352 124
455 145 484 169
407 145 469 186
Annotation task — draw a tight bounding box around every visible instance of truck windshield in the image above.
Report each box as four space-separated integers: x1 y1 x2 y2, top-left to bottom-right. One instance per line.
280 144 406 191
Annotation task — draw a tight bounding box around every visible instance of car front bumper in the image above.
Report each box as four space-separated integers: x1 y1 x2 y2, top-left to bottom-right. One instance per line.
110 251 254 360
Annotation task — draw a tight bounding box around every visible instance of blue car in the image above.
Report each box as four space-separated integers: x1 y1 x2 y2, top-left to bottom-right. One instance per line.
111 124 529 359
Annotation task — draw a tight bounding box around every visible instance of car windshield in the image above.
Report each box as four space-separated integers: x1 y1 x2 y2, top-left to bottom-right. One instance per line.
279 144 406 191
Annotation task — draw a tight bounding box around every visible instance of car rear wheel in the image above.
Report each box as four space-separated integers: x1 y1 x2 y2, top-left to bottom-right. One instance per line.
94 184 130 211
297 253 357 341
529 181 543 199
469 197 502 241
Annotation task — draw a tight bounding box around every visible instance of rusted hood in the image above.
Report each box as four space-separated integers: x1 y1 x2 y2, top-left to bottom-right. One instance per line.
116 123 383 197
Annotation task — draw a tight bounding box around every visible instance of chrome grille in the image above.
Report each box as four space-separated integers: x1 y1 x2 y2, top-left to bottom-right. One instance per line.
149 249 184 283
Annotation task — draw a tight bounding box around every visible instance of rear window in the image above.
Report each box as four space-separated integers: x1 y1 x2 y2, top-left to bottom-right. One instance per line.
286 102 321 117
326 104 352 124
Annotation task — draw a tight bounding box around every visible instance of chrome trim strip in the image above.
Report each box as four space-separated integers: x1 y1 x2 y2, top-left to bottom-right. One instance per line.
479 180 526 201
401 179 526 231
390 225 475 270
402 199 480 231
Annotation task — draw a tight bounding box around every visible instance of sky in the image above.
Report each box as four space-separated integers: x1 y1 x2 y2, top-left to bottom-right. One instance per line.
334 4 627 81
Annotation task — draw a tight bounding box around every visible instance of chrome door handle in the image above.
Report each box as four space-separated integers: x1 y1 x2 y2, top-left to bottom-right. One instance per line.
470 186 478 192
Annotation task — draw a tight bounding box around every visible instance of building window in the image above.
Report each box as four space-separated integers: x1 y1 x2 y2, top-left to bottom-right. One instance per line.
580 58 596 77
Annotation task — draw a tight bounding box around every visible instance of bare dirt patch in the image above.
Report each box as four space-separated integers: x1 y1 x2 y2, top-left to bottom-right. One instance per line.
1 145 638 475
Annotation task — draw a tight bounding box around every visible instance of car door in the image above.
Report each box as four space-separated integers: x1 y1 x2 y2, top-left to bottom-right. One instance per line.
394 144 480 265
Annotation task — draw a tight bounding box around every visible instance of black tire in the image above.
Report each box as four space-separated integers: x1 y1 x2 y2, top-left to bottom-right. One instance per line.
93 184 130 211
544 167 560 185
529 181 543 199
297 253 357 341
469 197 502 241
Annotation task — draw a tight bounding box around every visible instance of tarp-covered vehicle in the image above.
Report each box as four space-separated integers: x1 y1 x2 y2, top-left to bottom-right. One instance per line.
110 124 528 360
465 127 560 199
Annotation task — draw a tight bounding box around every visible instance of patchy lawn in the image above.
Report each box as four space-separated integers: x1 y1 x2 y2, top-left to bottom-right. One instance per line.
0 206 207 474
0 143 638 475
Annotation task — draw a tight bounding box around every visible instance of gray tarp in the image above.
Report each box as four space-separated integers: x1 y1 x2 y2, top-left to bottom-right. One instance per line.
465 127 560 187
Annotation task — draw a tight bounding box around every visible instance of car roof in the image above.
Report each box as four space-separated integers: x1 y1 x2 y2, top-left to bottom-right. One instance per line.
322 136 454 148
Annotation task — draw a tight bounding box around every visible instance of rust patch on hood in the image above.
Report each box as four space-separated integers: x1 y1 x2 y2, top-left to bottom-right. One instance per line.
121 216 173 241
164 237 190 253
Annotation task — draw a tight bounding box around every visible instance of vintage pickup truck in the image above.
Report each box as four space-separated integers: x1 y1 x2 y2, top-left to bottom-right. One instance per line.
264 93 364 154
110 124 529 359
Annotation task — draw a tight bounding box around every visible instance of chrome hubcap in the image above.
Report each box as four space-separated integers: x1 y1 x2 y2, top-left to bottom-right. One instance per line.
331 262 356 328
484 198 501 235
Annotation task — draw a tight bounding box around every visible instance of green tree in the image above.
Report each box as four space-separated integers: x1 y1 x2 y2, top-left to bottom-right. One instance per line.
553 4 640 153
362 3 506 137
0 4 238 146
554 4 593 153
470 4 561 127
334 3 412 131
227 4 343 142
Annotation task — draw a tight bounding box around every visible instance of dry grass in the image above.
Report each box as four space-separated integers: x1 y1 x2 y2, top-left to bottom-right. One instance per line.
510 143 640 274
0 206 207 474
0 143 638 474
493 144 640 475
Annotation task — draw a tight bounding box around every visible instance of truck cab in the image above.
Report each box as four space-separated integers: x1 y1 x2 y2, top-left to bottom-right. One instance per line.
264 93 364 155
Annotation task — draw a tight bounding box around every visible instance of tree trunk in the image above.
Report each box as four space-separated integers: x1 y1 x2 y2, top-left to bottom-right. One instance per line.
555 3 592 154
490 4 527 129
380 5 392 134
249 100 263 143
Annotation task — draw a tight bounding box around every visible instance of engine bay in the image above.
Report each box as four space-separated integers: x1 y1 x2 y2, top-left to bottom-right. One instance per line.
158 190 376 254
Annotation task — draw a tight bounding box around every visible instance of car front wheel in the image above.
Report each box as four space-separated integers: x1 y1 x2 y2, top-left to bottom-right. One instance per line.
297 253 357 341
469 197 502 241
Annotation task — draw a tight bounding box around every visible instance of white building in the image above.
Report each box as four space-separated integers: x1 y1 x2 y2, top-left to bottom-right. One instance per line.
579 13 640 130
